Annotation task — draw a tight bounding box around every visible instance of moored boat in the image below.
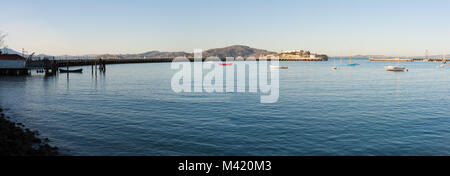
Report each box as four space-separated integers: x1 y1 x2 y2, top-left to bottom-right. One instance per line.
347 55 359 66
59 68 83 73
270 65 288 69
385 66 406 72
347 63 360 66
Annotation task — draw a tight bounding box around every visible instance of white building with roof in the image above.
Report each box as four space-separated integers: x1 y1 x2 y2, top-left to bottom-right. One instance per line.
0 54 27 69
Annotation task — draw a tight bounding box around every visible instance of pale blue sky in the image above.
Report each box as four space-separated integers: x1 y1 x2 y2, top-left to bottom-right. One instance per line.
1 0 449 56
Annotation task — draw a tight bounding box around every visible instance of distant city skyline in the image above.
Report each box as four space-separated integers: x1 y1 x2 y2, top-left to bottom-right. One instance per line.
1 0 450 56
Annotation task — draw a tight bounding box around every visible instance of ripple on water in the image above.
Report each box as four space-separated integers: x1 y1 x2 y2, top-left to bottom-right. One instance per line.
0 60 449 155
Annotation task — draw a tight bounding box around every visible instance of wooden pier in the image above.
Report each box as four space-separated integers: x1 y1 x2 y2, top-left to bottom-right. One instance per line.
2 56 328 76
27 58 174 68
26 57 328 68
0 68 29 76
276 58 328 61
424 58 447 62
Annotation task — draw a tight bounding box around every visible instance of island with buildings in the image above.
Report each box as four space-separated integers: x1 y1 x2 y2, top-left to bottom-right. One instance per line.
264 50 328 61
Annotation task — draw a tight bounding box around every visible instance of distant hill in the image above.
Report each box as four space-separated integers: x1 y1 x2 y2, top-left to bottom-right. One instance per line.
353 54 450 59
99 45 276 59
3 46 334 59
353 55 387 58
139 51 192 58
202 45 275 58
1 48 22 55
1 48 51 58
1 48 97 59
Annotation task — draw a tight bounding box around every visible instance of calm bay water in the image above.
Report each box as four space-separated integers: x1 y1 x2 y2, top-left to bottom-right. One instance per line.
0 58 449 156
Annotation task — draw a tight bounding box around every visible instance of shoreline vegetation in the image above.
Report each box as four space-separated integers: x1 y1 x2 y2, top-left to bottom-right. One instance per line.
0 107 59 156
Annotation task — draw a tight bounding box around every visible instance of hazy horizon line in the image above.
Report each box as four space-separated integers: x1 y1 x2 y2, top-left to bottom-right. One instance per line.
3 46 447 58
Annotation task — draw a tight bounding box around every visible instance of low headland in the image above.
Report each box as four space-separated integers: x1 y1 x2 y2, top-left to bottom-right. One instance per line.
0 107 59 156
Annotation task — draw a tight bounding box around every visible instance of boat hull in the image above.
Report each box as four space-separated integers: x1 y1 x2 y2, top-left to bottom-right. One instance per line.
385 66 406 72
59 69 83 73
270 66 289 69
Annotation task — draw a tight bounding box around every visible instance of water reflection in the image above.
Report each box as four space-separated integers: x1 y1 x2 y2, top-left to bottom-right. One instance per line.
1 61 449 156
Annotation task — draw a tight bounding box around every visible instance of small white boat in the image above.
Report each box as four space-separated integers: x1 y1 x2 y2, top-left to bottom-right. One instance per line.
385 55 408 72
441 56 446 67
385 66 407 72
270 65 288 69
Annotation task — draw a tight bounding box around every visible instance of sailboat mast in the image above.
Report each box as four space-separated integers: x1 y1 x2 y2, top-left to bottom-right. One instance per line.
349 50 352 64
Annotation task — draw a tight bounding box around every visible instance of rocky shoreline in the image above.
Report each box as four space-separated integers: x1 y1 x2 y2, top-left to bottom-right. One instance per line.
0 108 59 156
